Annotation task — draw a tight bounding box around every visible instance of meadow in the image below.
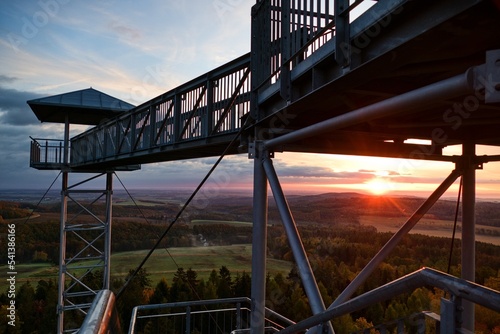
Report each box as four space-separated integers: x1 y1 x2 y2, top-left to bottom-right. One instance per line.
0 244 292 291
360 215 500 246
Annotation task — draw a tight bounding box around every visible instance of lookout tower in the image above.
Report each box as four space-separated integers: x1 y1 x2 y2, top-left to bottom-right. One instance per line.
26 0 500 332
28 88 138 333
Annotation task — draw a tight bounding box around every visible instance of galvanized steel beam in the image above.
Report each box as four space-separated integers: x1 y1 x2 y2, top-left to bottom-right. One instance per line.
262 156 334 334
265 69 475 150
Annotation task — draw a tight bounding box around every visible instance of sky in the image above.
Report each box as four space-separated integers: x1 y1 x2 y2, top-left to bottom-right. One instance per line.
1 0 500 199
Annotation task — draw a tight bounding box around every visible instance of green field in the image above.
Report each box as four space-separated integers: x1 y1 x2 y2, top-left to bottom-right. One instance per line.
191 219 252 226
360 215 500 245
0 245 292 291
111 244 292 283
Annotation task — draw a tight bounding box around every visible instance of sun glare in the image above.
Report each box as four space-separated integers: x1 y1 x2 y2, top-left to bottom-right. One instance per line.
366 178 392 195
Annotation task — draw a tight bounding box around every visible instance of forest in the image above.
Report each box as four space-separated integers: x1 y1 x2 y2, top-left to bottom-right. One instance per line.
1 193 500 333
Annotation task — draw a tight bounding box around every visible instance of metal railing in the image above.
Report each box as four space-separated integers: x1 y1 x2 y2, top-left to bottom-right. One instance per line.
251 0 376 102
70 54 251 166
277 267 500 333
80 290 121 334
80 268 500 333
29 137 66 169
128 297 295 334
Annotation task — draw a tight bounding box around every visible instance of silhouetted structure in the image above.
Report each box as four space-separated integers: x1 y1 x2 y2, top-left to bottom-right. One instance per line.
29 0 500 333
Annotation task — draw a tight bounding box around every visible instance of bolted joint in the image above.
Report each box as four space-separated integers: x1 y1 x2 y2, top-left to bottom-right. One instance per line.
248 141 274 160
455 157 483 173
473 49 500 103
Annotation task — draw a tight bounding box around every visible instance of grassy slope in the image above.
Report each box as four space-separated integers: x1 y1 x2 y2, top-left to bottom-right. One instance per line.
0 245 292 291
360 215 500 245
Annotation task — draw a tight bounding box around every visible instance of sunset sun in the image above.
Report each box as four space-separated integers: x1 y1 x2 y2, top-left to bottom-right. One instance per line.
366 178 392 195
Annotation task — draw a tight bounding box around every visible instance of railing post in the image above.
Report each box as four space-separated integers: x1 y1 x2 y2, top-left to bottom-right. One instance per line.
440 297 456 333
45 140 48 164
185 305 191 334
149 104 157 148
174 93 182 142
335 0 351 67
396 319 404 334
206 79 214 137
236 302 242 330
280 0 291 102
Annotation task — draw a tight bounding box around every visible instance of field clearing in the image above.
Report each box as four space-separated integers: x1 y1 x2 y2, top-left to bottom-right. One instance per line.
110 244 292 283
114 199 181 206
0 263 59 291
361 215 500 246
191 219 252 226
0 244 292 291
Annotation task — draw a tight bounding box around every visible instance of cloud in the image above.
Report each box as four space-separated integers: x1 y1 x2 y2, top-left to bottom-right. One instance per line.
107 21 142 44
0 86 42 125
0 75 18 84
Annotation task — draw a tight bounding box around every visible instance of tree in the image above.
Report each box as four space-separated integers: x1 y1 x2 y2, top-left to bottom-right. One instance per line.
145 278 170 334
217 266 233 298
116 268 151 330
17 282 36 333
186 268 199 293
150 278 169 305
170 267 192 302
234 271 251 297
34 279 58 333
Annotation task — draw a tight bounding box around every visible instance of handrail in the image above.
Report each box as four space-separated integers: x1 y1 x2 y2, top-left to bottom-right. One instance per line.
277 267 500 333
251 0 376 96
80 290 122 334
29 137 66 168
70 53 251 167
129 297 296 334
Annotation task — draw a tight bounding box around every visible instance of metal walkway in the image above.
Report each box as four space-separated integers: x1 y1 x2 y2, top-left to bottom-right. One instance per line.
27 0 500 333
28 0 500 170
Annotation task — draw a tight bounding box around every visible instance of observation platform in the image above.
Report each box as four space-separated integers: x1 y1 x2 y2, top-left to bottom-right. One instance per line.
27 0 500 333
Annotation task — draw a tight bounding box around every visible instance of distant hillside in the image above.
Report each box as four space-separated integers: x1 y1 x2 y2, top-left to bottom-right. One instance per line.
179 192 500 227
0 201 32 221
282 192 500 227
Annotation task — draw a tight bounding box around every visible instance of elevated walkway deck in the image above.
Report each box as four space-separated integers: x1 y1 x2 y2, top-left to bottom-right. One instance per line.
27 0 500 170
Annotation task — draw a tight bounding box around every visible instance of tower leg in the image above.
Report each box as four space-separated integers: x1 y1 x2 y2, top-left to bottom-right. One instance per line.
55 172 114 333
262 156 333 333
461 143 476 331
57 171 68 334
250 143 268 334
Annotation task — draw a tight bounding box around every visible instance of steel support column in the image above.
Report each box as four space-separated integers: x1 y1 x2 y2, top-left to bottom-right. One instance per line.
461 143 476 331
330 169 462 309
250 143 269 334
103 172 113 289
57 171 68 334
262 157 334 334
56 172 114 333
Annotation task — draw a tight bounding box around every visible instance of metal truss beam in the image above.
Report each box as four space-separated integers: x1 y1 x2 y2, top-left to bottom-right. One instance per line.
57 172 113 334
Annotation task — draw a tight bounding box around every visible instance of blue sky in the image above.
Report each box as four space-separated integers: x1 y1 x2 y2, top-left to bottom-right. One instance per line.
1 0 499 198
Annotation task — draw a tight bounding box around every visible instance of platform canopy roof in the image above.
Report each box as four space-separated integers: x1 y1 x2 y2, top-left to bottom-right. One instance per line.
27 88 135 125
